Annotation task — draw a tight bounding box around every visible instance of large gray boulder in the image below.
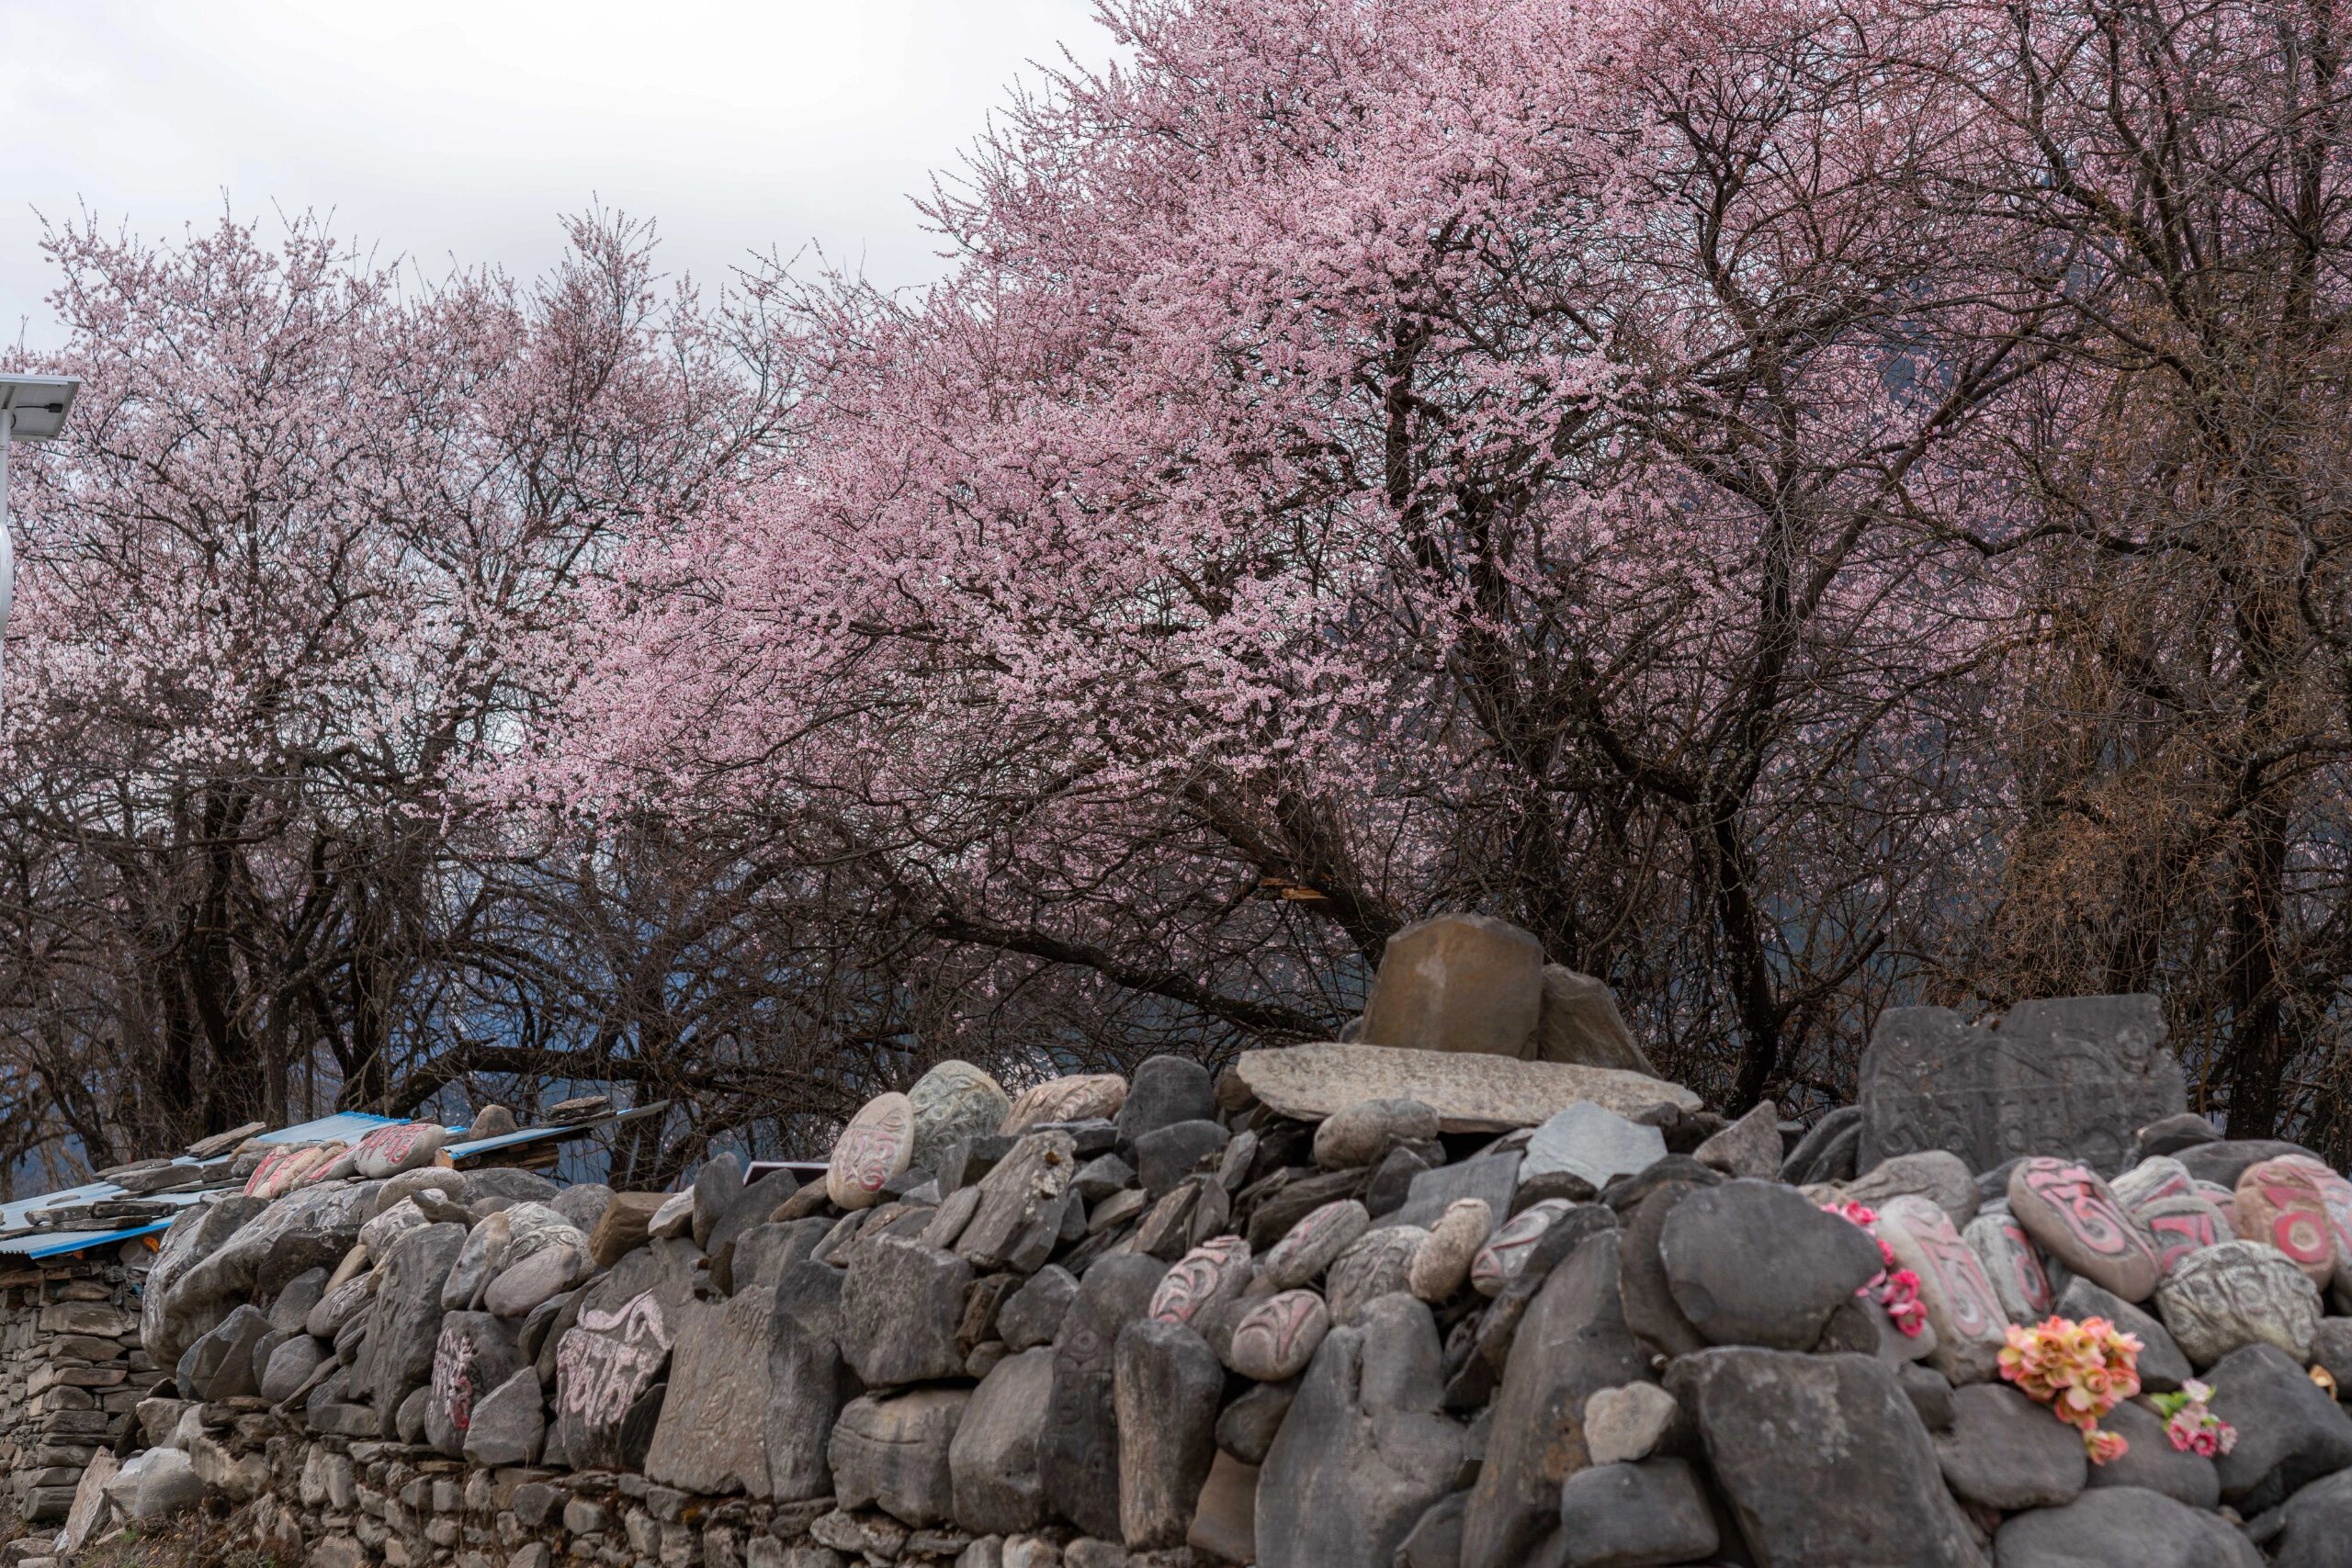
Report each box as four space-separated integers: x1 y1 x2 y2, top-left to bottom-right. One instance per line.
362 1221 468 1424
142 1195 269 1363
949 1347 1056 1536
2085 1398 2220 1509
1934 1383 2086 1511
643 1285 778 1497
767 1258 861 1503
2269 1470 2352 1568
1658 1179 1883 1349
1114 1319 1222 1549
841 1233 975 1386
2209 1343 2352 1513
548 1238 699 1470
1255 1292 1467 1568
1552 1460 1719 1568
424 1312 526 1458
1992 1486 2259 1568
177 1303 271 1401
1461 1232 1650 1568
956 1130 1080 1272
1116 1055 1217 1145
830 1387 970 1529
462 1366 547 1466
1668 1348 1987 1567
1040 1253 1168 1539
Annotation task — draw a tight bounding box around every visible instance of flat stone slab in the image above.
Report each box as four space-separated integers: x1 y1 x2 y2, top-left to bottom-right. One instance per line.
1231 1043 1698 1134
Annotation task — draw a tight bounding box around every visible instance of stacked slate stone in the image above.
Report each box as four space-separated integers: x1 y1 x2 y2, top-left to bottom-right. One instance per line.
0 1264 152 1526
47 912 2352 1568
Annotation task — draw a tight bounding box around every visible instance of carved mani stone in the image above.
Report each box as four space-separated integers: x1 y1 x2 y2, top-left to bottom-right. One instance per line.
827 1094 915 1212
2233 1159 2341 1290
1326 1225 1429 1325
2154 1240 2324 1367
1262 1200 1372 1292
2007 1158 2163 1303
1876 1195 2008 1383
1472 1199 1577 1298
1148 1237 1251 1327
1962 1212 2060 1326
1226 1290 1330 1381
2283 1156 2352 1294
2136 1193 2230 1277
1857 994 2185 1177
1001 1074 1128 1137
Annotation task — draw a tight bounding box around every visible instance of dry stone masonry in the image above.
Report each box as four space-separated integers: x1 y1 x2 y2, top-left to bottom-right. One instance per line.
22 914 2352 1568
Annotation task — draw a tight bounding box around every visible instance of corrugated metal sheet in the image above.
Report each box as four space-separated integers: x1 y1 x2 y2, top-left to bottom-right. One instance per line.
0 1103 665 1261
2 1217 177 1259
251 1111 407 1146
442 1100 670 1164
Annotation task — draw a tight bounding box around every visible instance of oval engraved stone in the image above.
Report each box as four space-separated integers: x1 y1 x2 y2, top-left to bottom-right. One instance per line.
1962 1212 2058 1325
2007 1157 2161 1302
1226 1289 1330 1381
1148 1235 1251 1325
1262 1199 1371 1291
1878 1194 2008 1383
907 1060 1012 1172
826 1092 915 1211
2154 1239 2324 1366
1471 1199 1575 1298
2233 1158 2339 1288
2283 1156 2352 1293
1325 1224 1428 1325
1001 1073 1129 1136
2134 1192 2229 1276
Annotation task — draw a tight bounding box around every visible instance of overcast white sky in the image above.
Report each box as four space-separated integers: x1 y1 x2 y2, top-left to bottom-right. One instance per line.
0 0 1113 348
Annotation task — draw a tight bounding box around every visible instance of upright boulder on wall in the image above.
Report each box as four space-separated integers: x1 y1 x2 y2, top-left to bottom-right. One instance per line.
1534 964 1661 1076
424 1313 526 1459
363 1221 469 1422
1359 913 1546 1056
948 1346 1055 1536
1040 1253 1169 1540
1256 1293 1468 1568
1463 1230 1651 1568
548 1244 697 1470
1856 994 2185 1175
642 1286 778 1497
766 1258 861 1504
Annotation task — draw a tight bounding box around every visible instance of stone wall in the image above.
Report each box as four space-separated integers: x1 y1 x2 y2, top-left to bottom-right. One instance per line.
0 1247 152 1525
24 953 2352 1567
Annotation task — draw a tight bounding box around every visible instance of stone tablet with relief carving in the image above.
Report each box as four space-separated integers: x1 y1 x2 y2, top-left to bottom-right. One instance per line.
1857 995 2184 1176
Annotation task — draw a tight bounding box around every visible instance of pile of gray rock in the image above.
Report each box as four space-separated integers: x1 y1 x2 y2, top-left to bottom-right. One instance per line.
31 915 2352 1568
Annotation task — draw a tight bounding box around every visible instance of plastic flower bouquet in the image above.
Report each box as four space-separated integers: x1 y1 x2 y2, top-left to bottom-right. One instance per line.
1821 1200 1928 1337
1998 1315 2143 1462
2151 1381 2236 1458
